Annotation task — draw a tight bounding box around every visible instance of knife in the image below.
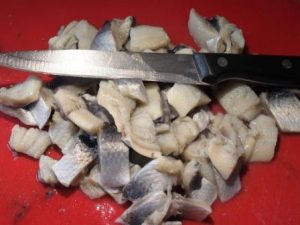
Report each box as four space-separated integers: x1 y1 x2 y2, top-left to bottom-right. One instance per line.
0 50 299 87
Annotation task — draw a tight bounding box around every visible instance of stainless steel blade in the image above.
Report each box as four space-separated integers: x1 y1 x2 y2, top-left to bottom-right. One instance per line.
0 50 206 85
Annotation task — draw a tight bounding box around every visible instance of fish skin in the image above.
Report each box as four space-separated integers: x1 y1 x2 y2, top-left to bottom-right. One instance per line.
98 124 130 188
0 104 37 126
91 21 117 51
123 159 172 201
261 91 300 132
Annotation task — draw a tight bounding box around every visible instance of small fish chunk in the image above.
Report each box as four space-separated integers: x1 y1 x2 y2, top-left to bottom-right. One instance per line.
123 158 174 201
0 76 42 107
215 82 261 121
249 114 278 162
49 111 79 154
115 79 147 103
183 137 209 161
192 108 213 132
116 191 169 225
167 84 211 117
111 16 134 50
126 25 170 52
52 139 97 187
207 136 241 180
80 165 106 199
139 83 163 120
213 166 241 202
0 104 37 126
97 80 136 134
98 124 130 188
260 91 300 132
190 178 218 206
157 130 179 155
49 20 97 49
9 125 51 159
171 117 200 155
37 155 58 186
168 193 211 222
92 21 117 51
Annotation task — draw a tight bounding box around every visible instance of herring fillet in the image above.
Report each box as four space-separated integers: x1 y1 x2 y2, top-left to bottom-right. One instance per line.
98 124 130 188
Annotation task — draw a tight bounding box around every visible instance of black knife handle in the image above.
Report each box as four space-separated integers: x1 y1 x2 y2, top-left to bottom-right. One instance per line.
193 53 300 88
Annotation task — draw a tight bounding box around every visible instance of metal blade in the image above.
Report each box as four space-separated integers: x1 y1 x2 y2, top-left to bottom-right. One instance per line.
0 50 206 85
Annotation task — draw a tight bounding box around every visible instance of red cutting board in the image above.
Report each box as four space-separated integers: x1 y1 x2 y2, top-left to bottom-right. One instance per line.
0 0 300 225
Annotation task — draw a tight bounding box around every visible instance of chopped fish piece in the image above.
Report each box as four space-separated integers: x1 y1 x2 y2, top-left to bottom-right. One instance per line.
49 20 97 49
123 158 174 201
207 136 241 180
116 191 169 225
162 222 182 225
213 166 241 202
260 91 300 132
97 80 136 134
0 76 42 107
155 156 184 179
157 130 179 155
167 84 210 117
115 79 147 103
111 16 134 50
183 137 209 161
168 193 211 222
0 104 37 126
140 83 163 120
91 21 117 51
48 111 79 154
28 88 53 129
249 114 278 162
9 124 51 159
127 108 161 158
190 178 218 206
37 155 58 186
98 124 130 188
80 164 106 199
215 82 261 121
171 117 200 155
52 139 97 187
126 25 170 52
192 108 213 132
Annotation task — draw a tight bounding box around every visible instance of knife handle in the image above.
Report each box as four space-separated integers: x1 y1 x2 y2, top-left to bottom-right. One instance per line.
193 53 300 88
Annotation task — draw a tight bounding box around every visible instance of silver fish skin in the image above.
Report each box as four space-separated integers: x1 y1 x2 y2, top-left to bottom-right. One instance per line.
0 104 37 126
28 91 52 129
91 21 117 51
261 91 300 132
52 138 97 187
98 124 130 188
123 159 173 201
116 191 168 225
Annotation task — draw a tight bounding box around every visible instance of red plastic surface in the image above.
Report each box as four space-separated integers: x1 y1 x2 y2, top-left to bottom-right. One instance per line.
0 0 300 225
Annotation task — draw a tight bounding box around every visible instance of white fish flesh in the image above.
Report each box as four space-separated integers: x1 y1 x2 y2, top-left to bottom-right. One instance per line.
214 82 261 121
213 166 241 202
98 124 130 188
192 108 213 132
127 108 161 158
9 124 51 159
171 117 200 155
111 16 134 50
126 25 170 52
52 137 98 187
97 80 136 134
123 158 174 201
49 20 97 49
80 164 106 199
116 191 169 225
139 83 163 121
0 104 37 126
28 88 53 129
207 136 241 180
260 91 300 132
37 155 58 186
168 193 211 222
115 79 147 103
182 137 209 161
190 178 218 206
0 76 42 107
166 84 211 117
157 130 179 155
249 114 278 162
155 156 184 179
48 111 79 154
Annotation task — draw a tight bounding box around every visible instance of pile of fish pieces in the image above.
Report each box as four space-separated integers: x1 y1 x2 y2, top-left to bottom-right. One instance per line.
1 7 300 225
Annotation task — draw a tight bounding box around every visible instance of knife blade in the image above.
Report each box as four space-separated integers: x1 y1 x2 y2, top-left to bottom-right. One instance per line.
0 50 299 87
